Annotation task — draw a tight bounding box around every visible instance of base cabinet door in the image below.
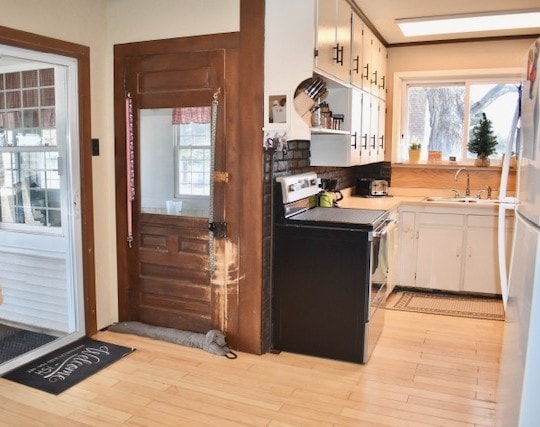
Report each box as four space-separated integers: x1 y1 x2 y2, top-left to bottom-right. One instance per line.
398 210 417 287
415 213 463 292
398 206 507 295
463 214 512 294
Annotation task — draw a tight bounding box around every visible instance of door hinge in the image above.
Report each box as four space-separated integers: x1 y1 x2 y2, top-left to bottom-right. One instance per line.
209 221 227 238
314 48 319 58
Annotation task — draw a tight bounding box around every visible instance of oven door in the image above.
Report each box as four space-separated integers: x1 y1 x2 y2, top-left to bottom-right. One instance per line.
364 218 397 361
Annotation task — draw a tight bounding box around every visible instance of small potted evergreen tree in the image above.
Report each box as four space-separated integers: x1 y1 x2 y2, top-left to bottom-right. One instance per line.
468 113 497 167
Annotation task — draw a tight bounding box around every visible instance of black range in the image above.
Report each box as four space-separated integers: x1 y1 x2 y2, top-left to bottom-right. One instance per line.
272 173 393 363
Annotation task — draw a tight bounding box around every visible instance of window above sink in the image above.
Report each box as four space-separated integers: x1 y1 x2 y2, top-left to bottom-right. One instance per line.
392 68 521 166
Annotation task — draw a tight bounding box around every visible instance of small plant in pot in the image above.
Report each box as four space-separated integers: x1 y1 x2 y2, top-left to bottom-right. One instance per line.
468 113 497 167
408 142 421 163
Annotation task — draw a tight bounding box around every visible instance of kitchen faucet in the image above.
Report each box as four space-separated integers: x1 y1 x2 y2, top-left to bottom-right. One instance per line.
454 168 470 197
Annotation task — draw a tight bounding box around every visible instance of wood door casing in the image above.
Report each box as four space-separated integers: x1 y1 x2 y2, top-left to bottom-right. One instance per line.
0 26 96 336
115 34 240 337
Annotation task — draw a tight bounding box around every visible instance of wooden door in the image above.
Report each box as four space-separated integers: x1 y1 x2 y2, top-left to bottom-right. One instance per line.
115 34 240 336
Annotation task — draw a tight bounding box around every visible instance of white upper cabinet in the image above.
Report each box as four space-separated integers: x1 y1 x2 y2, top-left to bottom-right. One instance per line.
360 25 387 100
361 24 375 93
350 12 364 88
264 0 387 159
378 43 387 100
315 0 352 83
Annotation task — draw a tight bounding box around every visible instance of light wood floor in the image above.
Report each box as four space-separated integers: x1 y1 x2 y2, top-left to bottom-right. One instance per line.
0 309 504 426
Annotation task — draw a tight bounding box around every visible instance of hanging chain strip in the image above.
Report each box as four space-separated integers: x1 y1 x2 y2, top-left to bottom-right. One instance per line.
209 89 220 273
125 93 135 248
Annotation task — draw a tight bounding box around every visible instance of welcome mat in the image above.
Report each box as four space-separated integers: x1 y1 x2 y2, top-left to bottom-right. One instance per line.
386 291 505 321
0 324 57 364
2 337 134 394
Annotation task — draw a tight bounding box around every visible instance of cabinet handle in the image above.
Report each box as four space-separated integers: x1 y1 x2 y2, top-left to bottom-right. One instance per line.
333 43 344 65
362 63 369 80
370 135 376 149
379 135 384 149
362 134 368 149
353 56 360 74
352 132 358 149
379 75 386 90
371 70 378 85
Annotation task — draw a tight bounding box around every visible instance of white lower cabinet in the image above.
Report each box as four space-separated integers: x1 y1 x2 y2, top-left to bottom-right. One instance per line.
398 205 512 295
415 213 463 292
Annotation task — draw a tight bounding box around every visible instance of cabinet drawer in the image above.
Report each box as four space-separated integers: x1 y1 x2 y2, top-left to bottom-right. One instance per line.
467 215 497 228
418 212 463 227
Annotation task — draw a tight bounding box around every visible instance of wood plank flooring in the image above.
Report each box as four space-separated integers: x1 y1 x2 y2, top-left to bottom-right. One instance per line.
0 309 504 426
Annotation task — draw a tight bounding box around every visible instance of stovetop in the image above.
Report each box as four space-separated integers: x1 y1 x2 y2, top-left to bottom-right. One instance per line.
287 207 387 229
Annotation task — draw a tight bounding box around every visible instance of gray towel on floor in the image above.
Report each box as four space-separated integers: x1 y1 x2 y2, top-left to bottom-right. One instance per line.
108 321 235 357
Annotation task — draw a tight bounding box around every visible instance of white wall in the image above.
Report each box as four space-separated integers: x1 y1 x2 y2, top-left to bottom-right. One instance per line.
0 0 239 329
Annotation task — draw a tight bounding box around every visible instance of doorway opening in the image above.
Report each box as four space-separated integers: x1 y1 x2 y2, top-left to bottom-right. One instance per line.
0 32 95 374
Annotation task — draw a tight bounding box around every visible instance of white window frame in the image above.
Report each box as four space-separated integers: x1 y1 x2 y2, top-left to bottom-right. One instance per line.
391 68 521 164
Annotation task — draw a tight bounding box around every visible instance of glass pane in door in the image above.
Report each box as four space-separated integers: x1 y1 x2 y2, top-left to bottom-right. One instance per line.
140 107 211 218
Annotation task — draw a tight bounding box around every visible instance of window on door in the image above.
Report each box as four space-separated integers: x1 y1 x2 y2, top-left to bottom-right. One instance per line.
140 106 212 218
0 68 61 228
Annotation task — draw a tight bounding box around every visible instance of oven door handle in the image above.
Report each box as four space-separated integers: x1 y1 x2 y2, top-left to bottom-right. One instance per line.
373 218 397 238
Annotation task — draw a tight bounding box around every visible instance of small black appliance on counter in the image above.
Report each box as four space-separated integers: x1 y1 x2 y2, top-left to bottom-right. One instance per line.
356 178 389 197
355 161 392 197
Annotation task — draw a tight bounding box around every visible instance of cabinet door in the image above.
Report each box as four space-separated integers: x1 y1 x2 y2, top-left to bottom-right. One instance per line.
350 12 363 87
463 215 510 295
335 0 351 82
378 43 387 100
350 88 362 165
360 91 371 164
416 213 464 291
315 0 337 76
377 99 385 162
361 25 373 93
398 210 417 287
369 95 379 163
315 0 351 83
370 39 381 98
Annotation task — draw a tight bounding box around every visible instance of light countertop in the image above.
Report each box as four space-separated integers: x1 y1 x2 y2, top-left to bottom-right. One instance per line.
337 187 501 213
338 195 424 211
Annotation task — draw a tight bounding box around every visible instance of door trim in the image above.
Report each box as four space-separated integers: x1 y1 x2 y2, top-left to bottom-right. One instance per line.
114 10 265 353
0 25 97 335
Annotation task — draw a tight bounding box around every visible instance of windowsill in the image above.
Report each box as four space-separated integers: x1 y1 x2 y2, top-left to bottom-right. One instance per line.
392 159 514 171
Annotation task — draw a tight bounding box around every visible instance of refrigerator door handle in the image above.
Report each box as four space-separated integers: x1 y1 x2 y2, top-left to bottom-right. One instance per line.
497 102 520 311
498 204 513 310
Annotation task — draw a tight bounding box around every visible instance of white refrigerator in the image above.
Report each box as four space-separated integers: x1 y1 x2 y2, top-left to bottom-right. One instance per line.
497 38 540 426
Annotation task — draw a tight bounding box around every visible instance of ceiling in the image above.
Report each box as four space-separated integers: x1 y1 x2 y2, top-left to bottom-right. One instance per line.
353 0 540 45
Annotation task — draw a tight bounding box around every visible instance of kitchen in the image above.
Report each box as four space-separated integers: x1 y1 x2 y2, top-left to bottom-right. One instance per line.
0 0 538 424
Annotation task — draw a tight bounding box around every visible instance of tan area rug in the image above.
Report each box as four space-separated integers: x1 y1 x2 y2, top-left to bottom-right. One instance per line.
386 291 505 321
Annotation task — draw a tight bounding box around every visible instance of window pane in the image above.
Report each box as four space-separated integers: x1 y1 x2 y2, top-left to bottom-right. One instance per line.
139 107 212 218
0 151 61 227
467 83 520 159
407 85 465 159
0 67 61 227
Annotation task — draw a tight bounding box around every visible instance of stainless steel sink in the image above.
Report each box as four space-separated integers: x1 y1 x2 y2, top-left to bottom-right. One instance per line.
424 196 499 204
